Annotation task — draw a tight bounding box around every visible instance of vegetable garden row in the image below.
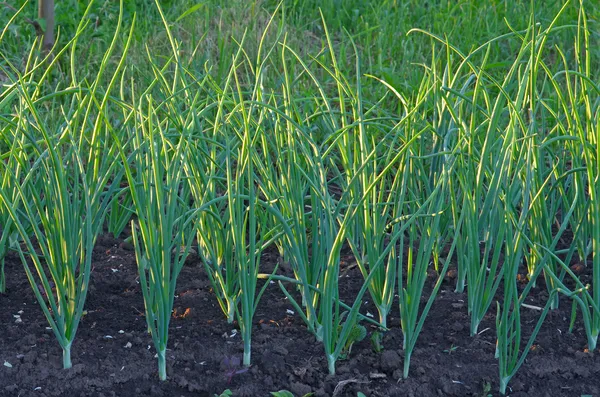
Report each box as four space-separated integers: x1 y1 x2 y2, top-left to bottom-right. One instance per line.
1 2 599 395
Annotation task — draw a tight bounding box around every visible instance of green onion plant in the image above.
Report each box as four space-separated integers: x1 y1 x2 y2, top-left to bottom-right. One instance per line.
0 2 132 367
118 94 197 380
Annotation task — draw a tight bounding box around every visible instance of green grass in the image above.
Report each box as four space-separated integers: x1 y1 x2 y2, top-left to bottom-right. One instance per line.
2 0 597 92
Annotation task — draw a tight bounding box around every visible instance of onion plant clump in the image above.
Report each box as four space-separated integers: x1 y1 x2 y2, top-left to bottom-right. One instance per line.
257 98 324 339
215 48 287 366
412 29 538 339
184 15 316 366
245 60 378 375
188 130 280 368
218 21 329 340
184 42 247 325
537 5 600 353
490 6 593 393
114 2 223 379
0 2 132 368
0 135 94 370
495 137 562 395
405 4 595 392
186 137 239 323
253 33 453 375
317 24 408 329
0 111 111 369
450 41 529 336
224 130 275 368
395 145 457 379
287 22 461 377
259 121 388 374
562 32 600 352
118 94 198 380
253 87 387 351
256 37 387 374
383 68 459 376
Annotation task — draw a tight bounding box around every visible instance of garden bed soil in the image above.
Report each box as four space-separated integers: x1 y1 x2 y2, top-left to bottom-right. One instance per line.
1 233 599 397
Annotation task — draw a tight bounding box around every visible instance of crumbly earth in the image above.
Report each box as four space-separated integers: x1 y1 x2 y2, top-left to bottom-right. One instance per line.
0 233 599 397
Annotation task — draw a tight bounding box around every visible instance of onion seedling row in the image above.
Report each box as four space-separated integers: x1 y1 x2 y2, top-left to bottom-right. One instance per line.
0 1 599 394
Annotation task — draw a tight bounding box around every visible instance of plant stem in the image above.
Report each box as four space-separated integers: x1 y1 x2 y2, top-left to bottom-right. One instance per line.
403 351 411 379
327 355 336 375
499 377 508 395
243 341 251 367
549 294 559 311
470 316 480 337
589 330 598 352
455 276 465 294
227 299 235 324
378 308 387 330
158 348 167 381
315 325 324 343
63 344 72 369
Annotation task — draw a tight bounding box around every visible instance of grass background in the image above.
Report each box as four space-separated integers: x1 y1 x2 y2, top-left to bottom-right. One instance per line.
2 0 598 94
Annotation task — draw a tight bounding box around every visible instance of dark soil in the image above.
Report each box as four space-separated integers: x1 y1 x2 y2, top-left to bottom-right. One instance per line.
1 233 599 397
